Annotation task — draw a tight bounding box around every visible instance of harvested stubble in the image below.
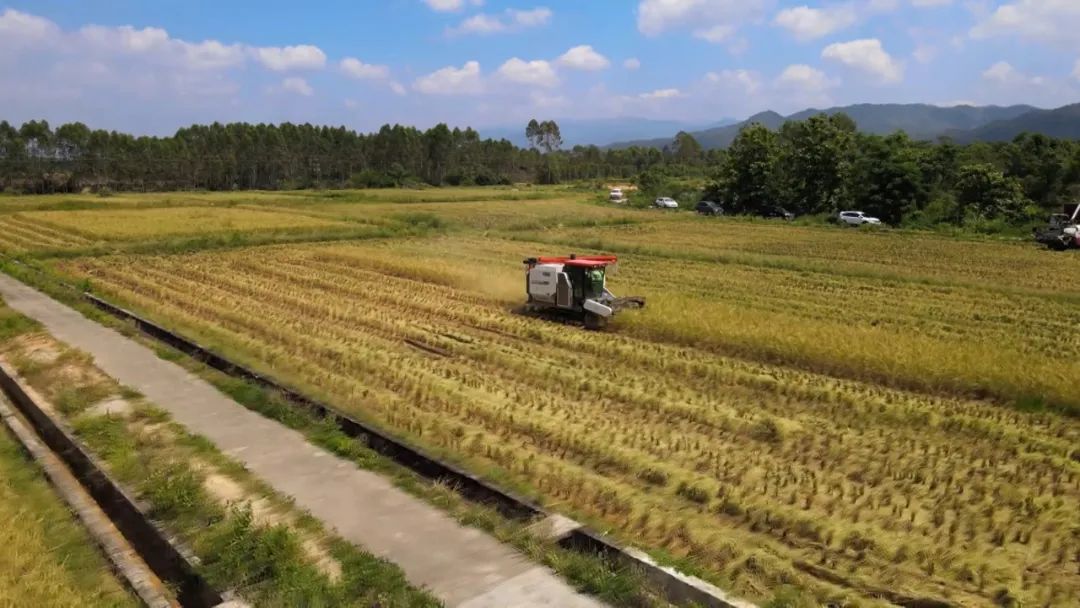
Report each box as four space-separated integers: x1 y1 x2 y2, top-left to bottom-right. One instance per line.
67 236 1080 607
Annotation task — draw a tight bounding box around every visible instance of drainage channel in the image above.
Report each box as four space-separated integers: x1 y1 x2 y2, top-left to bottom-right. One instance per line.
0 361 227 608
84 292 758 608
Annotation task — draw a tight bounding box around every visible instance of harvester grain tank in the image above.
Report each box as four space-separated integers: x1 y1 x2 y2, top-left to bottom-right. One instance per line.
523 255 645 330
1034 203 1080 250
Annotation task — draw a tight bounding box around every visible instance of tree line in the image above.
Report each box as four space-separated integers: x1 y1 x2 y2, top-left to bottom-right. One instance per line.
696 115 1077 230
0 119 696 193
1 115 1076 229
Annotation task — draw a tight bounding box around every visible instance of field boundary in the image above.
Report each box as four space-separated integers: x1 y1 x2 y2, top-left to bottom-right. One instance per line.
0 360 225 608
83 291 756 608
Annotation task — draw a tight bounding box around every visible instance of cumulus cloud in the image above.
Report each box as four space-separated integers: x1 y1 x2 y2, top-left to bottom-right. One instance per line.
496 58 558 87
822 38 903 83
639 88 682 100
281 76 313 96
413 60 484 94
775 64 835 92
637 0 769 41
971 0 1080 48
253 45 327 71
624 58 641 70
982 61 1045 86
448 7 552 35
340 57 390 80
0 8 61 48
422 0 483 11
705 69 763 94
774 5 858 40
557 45 610 71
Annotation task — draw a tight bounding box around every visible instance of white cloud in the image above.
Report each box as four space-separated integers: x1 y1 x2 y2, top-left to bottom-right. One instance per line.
557 45 610 71
422 0 483 11
911 0 951 6
624 58 641 70
981 61 1045 86
0 8 60 47
252 45 326 71
694 24 735 43
971 0 1080 48
413 60 484 94
639 88 682 100
340 57 390 80
1073 59 1080 81
449 6 552 35
637 0 769 40
705 69 762 94
496 58 558 87
390 81 408 96
822 38 903 83
912 43 936 64
775 64 835 91
281 77 313 96
774 5 858 40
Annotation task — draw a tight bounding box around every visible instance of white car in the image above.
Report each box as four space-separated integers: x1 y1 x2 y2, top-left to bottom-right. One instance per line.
609 188 625 202
838 210 881 226
654 197 679 209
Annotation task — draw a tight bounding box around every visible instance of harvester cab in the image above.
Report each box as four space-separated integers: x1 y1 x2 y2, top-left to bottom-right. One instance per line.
523 255 645 330
1034 203 1080 250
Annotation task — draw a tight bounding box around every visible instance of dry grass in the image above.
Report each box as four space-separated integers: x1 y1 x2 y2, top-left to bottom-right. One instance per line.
64 235 1080 607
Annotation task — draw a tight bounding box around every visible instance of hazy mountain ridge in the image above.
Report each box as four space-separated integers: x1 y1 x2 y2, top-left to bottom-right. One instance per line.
606 103 1046 150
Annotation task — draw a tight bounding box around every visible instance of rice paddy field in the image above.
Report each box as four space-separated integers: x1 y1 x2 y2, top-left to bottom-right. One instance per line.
1 188 1078 607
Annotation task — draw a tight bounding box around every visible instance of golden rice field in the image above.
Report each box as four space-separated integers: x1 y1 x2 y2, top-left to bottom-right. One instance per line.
249 197 665 231
61 229 1080 607
26 207 349 240
0 418 135 607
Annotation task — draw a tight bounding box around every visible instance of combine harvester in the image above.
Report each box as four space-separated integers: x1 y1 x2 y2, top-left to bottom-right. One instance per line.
522 254 645 330
1034 203 1080 250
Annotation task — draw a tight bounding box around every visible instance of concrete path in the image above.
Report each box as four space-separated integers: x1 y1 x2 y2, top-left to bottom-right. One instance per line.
0 274 604 608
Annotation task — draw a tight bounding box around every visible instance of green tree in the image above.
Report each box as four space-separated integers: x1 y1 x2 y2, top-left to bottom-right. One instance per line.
665 131 703 165
955 164 1031 222
775 114 854 215
848 133 927 225
706 123 778 215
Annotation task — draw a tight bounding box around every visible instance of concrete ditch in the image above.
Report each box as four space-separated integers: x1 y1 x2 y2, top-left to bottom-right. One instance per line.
0 360 225 608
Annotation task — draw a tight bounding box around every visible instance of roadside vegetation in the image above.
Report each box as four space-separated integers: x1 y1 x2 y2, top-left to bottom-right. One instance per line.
0 302 441 608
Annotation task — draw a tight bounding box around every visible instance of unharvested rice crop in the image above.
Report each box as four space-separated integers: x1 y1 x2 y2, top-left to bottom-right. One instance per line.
517 218 1080 294
0 214 94 253
253 198 666 231
67 234 1080 607
25 207 349 241
0 422 135 607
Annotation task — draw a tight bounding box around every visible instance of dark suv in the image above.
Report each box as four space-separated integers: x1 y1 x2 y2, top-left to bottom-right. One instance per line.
761 206 795 221
695 201 723 216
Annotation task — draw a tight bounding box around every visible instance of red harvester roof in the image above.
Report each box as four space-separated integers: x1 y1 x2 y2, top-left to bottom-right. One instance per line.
536 255 618 268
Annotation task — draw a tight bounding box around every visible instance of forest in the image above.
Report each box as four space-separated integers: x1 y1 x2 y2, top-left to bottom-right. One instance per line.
1 115 1077 230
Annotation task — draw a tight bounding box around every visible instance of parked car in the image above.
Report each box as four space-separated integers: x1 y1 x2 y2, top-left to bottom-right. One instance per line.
695 201 723 216
838 210 882 226
654 197 679 209
609 188 625 202
761 206 795 220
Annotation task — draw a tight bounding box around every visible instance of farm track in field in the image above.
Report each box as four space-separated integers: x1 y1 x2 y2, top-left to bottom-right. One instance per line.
70 243 1080 607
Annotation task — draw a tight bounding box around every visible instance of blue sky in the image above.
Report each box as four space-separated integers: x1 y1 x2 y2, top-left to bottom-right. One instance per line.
1 1 1077 135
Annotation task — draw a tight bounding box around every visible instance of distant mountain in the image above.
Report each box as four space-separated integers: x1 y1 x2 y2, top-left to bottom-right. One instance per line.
947 103 1080 143
478 117 736 148
606 103 1040 150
